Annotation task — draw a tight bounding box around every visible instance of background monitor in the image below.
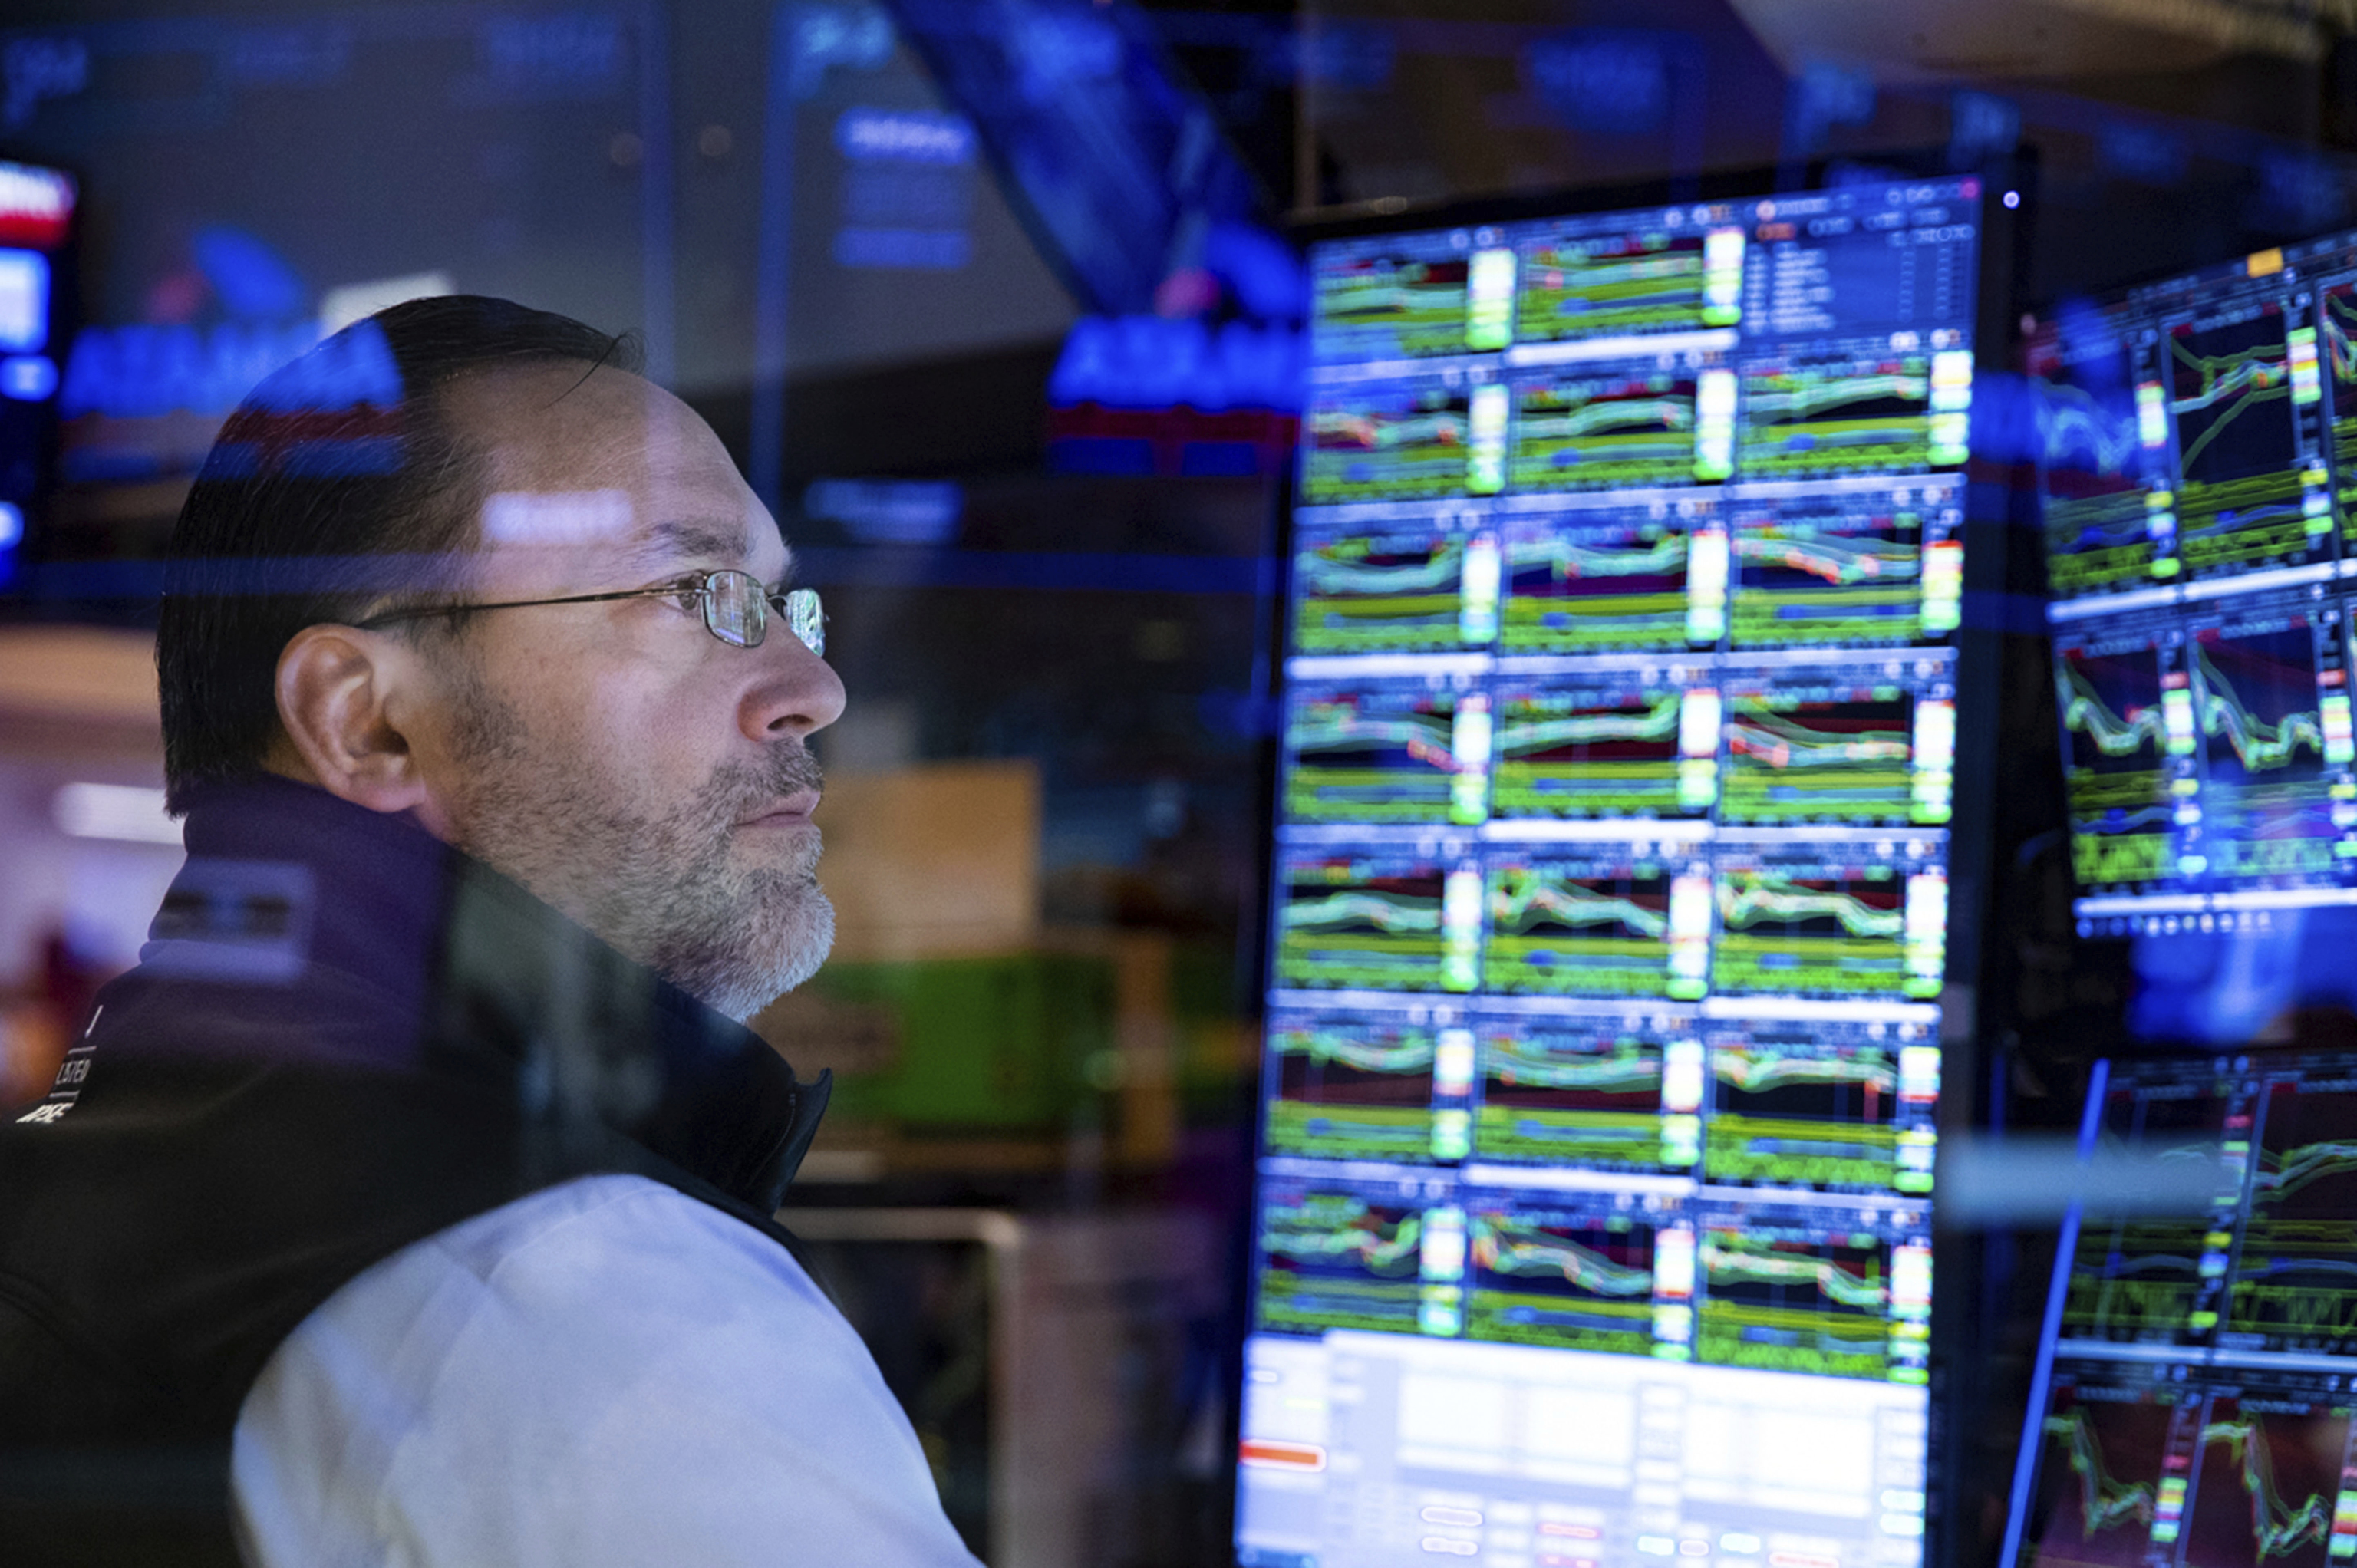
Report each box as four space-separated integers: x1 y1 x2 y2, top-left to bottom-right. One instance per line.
1235 166 2010 1568
2000 1049 2357 1568
2040 226 2357 1048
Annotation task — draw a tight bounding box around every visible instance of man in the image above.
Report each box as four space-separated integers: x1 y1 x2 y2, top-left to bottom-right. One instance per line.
0 296 983 1567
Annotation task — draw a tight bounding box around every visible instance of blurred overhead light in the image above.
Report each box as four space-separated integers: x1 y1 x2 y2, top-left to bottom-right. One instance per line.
54 782 181 845
1727 0 2348 82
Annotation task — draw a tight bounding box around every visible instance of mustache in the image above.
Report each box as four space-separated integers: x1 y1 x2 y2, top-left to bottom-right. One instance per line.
715 743 826 819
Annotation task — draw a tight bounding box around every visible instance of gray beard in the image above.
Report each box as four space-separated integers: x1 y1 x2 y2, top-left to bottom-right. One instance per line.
440 667 834 1021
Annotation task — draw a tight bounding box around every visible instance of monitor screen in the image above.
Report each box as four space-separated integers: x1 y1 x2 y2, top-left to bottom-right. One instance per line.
1235 173 1990 1568
2001 1049 2357 1568
2040 229 2357 1046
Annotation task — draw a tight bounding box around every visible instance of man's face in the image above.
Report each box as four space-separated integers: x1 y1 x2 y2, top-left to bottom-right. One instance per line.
396 363 846 1020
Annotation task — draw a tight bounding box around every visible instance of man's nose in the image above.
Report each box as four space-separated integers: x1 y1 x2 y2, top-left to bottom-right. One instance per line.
740 634 847 743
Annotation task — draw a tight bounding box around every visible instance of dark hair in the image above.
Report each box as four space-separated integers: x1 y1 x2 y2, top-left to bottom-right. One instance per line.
157 295 641 813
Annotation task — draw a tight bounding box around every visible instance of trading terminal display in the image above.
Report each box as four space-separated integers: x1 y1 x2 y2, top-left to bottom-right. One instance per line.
1240 176 1986 1568
2006 1054 2357 1568
2038 226 2357 939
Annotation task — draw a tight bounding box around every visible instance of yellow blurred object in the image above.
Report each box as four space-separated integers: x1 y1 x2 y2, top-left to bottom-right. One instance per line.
816 760 1042 962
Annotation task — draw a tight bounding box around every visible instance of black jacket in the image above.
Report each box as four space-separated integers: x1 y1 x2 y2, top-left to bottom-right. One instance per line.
0 776 829 1565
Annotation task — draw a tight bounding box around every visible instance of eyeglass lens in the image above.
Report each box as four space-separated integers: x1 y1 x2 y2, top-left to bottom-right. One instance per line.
698 572 824 657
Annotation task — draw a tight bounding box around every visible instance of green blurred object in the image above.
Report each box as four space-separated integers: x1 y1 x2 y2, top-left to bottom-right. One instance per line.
802 951 1117 1132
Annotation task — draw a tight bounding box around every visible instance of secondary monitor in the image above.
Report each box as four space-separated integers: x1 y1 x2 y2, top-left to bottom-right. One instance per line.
1235 170 2005 1568
2001 1048 2357 1568
2039 226 2357 1044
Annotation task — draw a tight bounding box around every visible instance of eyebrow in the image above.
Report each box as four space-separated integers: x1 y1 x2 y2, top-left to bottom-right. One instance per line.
627 516 796 590
628 518 750 572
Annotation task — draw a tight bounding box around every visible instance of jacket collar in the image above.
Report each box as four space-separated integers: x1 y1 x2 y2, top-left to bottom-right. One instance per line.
103 773 829 1214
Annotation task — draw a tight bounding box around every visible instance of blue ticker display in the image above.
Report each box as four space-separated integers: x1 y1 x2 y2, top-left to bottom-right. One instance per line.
1237 178 1981 1568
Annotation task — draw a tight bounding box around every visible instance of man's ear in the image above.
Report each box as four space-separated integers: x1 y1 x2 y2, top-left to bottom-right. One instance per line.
272 624 439 817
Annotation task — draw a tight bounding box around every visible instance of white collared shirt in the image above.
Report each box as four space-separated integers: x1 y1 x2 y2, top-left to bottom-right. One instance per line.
232 1174 983 1567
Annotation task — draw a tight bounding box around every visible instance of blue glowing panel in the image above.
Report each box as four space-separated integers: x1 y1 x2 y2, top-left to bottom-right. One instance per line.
0 251 51 354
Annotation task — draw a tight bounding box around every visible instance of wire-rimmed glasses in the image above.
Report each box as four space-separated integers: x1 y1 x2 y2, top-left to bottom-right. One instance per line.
359 568 826 656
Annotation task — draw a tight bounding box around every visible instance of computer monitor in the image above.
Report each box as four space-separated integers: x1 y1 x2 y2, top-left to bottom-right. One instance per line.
1235 166 2013 1568
2039 227 2357 1046
1999 1049 2357 1568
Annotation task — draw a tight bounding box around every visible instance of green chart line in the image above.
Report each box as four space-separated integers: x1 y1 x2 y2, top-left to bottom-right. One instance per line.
1713 1049 1896 1095
2194 643 2326 772
1699 1237 1886 1308
2041 1408 2158 1538
2057 664 2169 758
1509 532 1686 581
1716 875 1904 938
1499 694 1680 754
1286 892 1442 934
1492 875 1668 938
2199 1418 2335 1560
1474 1219 1653 1296
1300 541 1463 595
1272 1029 1436 1074
2169 332 2291 476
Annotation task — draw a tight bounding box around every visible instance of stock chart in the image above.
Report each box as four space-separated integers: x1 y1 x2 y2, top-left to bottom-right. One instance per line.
1729 484 1962 647
2039 329 2164 599
2190 616 2347 886
1467 1201 1664 1356
1313 246 1475 362
2181 1402 2344 1568
2026 1382 2175 1568
2054 633 2177 891
1283 678 1488 825
1694 1218 1904 1380
1304 383 1485 502
1475 1016 1689 1169
1703 1020 1936 1194
2327 283 2357 532
1490 669 1709 819
1244 176 1982 1568
1508 367 1710 491
1291 519 1490 654
1737 349 1944 479
1718 662 1927 826
2166 308 2319 581
1255 1184 1429 1336
1710 852 1923 999
2012 1053 2357 1568
1485 848 1696 999
1514 226 1739 342
1274 849 1474 993
2231 1083 2357 1353
1264 1013 1450 1164
1500 509 1715 651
